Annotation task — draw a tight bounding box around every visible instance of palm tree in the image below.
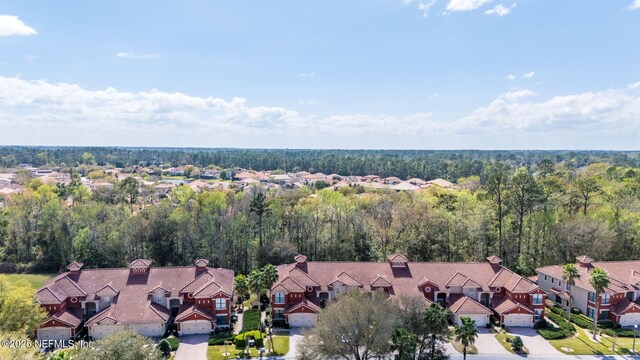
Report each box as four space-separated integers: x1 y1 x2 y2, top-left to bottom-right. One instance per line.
589 267 610 340
248 269 264 300
261 264 279 291
234 274 250 304
562 263 581 323
454 317 478 360
424 304 450 360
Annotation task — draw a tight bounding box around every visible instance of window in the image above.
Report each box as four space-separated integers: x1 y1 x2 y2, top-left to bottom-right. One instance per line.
274 292 285 304
532 294 544 305
215 298 226 310
551 278 555 284
601 310 610 319
558 281 562 287
566 283 571 291
588 292 597 302
273 309 285 320
216 315 228 326
534 309 543 322
544 275 548 281
601 293 610 305
588 307 595 319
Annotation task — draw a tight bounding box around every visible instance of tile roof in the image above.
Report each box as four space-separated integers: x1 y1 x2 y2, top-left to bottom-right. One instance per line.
94 283 119 297
284 299 322 314
537 260 640 294
370 275 393 287
39 264 233 326
273 257 539 304
493 297 535 315
611 298 640 315
47 307 83 328
333 272 363 287
175 304 214 322
449 295 492 315
387 253 409 263
66 262 84 271
129 259 152 269
192 279 223 298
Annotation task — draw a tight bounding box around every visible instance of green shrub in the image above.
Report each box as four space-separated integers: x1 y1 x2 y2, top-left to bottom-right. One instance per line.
511 336 524 352
234 330 264 347
571 308 581 315
571 314 594 329
241 309 262 332
157 339 172 356
208 332 234 346
603 328 640 338
165 336 180 351
538 328 568 340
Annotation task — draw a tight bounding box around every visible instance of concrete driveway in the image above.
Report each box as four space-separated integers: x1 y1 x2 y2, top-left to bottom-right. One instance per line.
175 334 209 360
474 328 512 355
508 327 562 355
284 328 303 359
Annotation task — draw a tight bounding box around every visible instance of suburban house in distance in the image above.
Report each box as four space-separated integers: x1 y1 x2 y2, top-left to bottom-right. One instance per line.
537 256 640 326
35 259 234 341
271 254 546 328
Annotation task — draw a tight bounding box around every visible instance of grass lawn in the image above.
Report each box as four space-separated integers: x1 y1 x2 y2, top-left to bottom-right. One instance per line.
1 273 56 290
266 335 290 355
550 328 616 355
207 345 260 360
495 333 528 355
599 336 639 355
451 340 478 355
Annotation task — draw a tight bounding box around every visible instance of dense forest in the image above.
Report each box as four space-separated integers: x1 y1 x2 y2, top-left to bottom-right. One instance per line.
1 146 640 180
1 148 640 276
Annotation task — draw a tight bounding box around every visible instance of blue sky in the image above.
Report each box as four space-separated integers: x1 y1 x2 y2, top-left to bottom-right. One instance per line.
0 0 639 149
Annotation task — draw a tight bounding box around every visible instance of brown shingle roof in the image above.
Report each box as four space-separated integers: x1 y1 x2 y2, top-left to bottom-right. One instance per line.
371 275 393 287
66 262 84 271
493 297 535 315
37 287 65 304
284 299 322 314
175 304 214 322
333 272 363 287
537 260 640 294
129 259 152 269
387 253 409 263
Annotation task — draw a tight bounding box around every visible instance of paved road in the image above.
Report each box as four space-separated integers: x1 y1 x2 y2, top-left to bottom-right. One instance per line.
450 355 640 360
174 334 209 360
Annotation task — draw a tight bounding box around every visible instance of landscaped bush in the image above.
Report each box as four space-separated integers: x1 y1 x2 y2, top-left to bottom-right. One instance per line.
538 328 568 340
165 336 180 351
603 327 640 338
549 306 593 329
241 309 262 332
234 330 264 347
208 332 234 346
571 314 594 329
511 336 524 352
598 320 617 329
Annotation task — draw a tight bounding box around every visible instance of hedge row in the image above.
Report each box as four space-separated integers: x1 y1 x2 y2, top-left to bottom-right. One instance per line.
241 309 262 332
548 306 594 329
536 310 575 340
235 330 264 348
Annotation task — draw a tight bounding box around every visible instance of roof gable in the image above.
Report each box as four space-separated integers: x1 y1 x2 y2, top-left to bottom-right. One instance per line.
95 283 119 297
371 275 392 287
333 272 363 287
445 272 469 287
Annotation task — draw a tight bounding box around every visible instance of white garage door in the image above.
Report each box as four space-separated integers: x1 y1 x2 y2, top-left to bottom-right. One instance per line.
130 323 164 337
37 327 71 342
620 313 640 327
288 313 317 327
181 320 211 335
91 325 125 339
456 314 488 326
504 314 532 327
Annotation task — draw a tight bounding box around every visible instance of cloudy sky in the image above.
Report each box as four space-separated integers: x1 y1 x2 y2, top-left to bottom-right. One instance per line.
0 1 639 149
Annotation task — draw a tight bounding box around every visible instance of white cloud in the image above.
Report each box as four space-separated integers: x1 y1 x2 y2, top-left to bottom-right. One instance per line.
506 74 516 81
456 83 640 135
418 0 437 16
485 4 510 15
298 72 315 78
501 89 536 101
446 0 493 12
630 0 640 10
0 15 36 37
116 51 160 59
522 71 535 79
1 76 639 149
